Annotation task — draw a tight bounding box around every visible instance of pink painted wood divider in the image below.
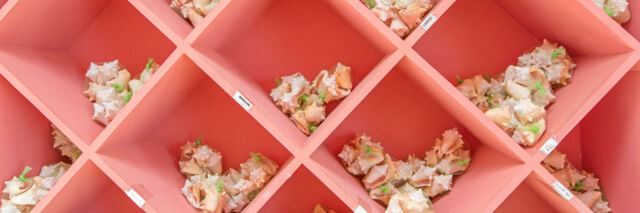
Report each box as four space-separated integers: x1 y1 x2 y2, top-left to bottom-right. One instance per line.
0 0 639 212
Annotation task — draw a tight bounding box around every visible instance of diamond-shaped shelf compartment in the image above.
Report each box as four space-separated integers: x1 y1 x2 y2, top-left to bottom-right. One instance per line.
538 70 640 211
0 0 175 145
40 159 143 213
93 54 293 212
259 165 351 212
188 0 398 142
412 0 640 157
310 57 528 212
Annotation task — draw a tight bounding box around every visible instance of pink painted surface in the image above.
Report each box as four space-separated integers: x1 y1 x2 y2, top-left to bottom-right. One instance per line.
623 0 640 71
0 75 62 184
414 0 638 159
0 0 175 145
189 0 397 144
545 70 640 212
41 160 143 213
0 0 638 212
260 166 351 213
94 55 292 212
133 0 194 40
496 165 594 213
312 57 526 212
496 174 560 213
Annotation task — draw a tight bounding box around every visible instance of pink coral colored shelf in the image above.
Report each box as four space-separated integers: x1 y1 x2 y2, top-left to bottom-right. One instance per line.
0 0 639 212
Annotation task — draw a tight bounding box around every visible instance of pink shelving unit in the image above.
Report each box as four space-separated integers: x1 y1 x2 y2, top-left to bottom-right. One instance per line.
0 0 639 212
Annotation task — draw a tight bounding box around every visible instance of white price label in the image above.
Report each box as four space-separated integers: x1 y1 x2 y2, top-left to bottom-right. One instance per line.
354 205 368 213
539 136 558 155
125 189 146 208
552 181 574 200
233 91 253 111
420 14 438 31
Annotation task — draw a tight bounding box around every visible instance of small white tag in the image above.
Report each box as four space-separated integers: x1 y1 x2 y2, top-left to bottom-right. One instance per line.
233 91 252 111
354 205 367 213
420 14 438 31
552 181 574 200
539 136 559 155
125 189 146 208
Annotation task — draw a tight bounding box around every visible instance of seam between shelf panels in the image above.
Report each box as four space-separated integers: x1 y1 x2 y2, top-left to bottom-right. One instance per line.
166 2 408 210
402 47 535 212
405 49 528 163
403 48 532 163
479 157 544 213
373 23 539 212
531 49 640 164
90 48 186 152
89 153 159 213
301 156 362 211
394 2 640 212
175 11 405 210
0 62 91 153
88 149 305 213
127 0 188 46
0 1 627 213
239 157 304 213
125 1 640 213
64 1 113 48
537 0 640 164
29 153 93 213
577 0 640 55
482 156 590 213
90 119 304 213
178 44 305 155
342 0 406 49
300 49 405 158
184 0 233 44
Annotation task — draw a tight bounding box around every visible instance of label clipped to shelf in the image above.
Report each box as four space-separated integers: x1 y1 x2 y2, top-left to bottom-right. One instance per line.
125 189 146 208
539 135 558 155
420 14 438 31
233 91 253 111
552 181 574 200
354 205 368 213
